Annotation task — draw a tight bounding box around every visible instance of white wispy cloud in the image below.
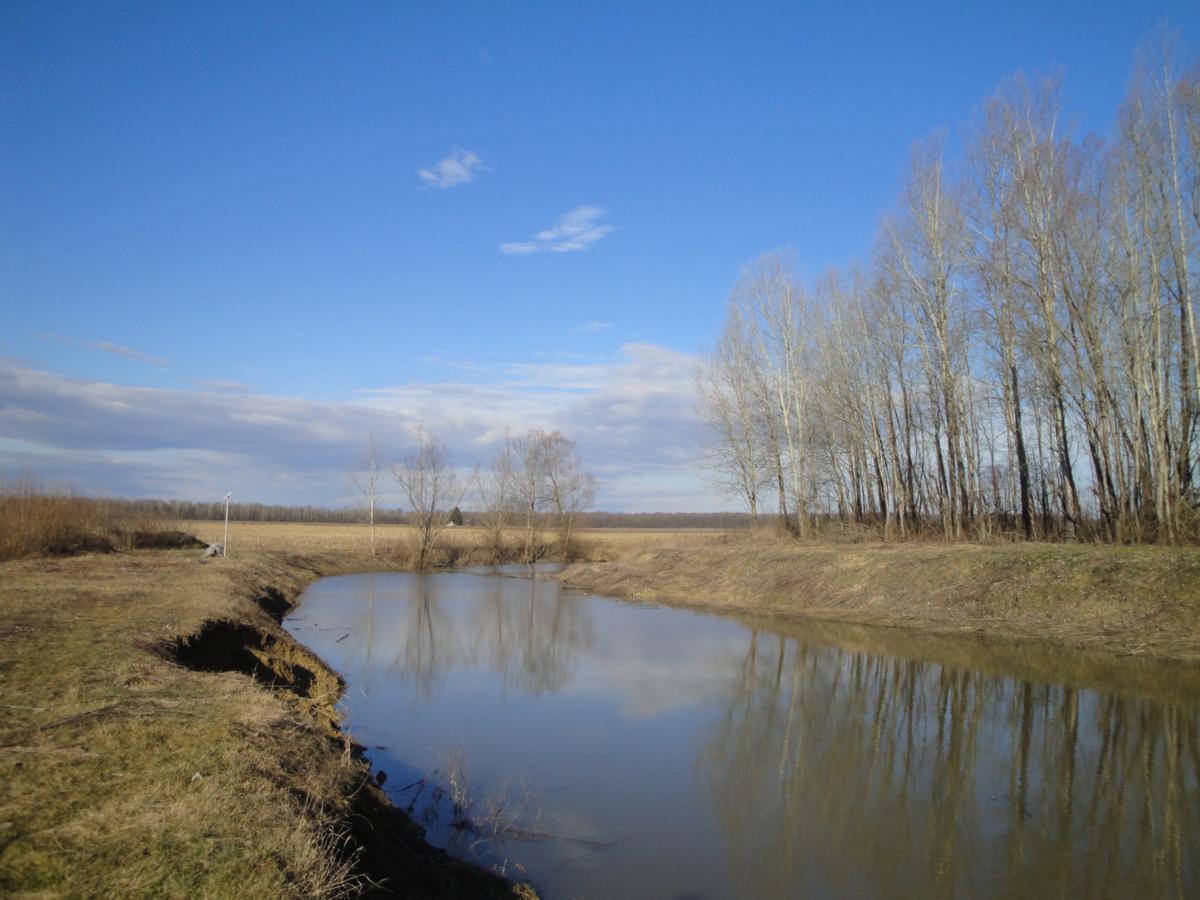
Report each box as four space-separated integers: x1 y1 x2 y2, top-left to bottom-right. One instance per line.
417 149 485 189
570 320 613 334
500 206 614 255
41 334 168 367
193 379 251 393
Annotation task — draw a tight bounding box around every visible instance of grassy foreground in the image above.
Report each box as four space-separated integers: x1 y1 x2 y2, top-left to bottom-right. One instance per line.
560 541 1200 662
0 546 535 899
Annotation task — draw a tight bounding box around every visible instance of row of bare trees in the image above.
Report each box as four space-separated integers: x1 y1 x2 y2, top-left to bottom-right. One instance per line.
350 427 597 564
699 39 1200 543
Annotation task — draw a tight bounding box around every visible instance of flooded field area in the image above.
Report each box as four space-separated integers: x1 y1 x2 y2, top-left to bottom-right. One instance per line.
285 567 1200 899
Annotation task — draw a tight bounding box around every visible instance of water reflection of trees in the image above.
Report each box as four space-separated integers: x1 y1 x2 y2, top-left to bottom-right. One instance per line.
347 573 595 698
701 631 1199 898
471 575 595 696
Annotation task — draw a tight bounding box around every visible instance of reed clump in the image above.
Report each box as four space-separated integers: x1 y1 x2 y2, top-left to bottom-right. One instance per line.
0 476 202 561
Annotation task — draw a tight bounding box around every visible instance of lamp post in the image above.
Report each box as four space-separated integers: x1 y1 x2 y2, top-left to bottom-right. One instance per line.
222 492 231 557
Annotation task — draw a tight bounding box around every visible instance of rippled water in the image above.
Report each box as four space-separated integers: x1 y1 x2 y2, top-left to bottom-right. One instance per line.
284 566 1200 899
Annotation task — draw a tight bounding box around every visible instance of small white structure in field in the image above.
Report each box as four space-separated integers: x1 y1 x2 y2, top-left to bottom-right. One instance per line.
221 492 231 557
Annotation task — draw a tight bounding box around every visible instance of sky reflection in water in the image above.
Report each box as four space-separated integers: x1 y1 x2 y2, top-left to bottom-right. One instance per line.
285 567 1199 900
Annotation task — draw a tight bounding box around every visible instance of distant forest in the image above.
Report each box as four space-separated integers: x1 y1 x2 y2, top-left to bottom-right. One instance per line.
109 497 751 530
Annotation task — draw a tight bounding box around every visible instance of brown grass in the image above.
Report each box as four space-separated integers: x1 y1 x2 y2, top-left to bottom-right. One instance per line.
188 520 731 563
0 548 534 899
0 478 202 561
560 540 1200 663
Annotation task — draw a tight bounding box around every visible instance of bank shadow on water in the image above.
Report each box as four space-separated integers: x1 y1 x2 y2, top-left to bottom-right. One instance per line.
284 567 1200 900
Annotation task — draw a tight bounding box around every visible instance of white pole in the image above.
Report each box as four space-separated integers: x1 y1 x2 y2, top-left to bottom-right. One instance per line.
222 492 231 557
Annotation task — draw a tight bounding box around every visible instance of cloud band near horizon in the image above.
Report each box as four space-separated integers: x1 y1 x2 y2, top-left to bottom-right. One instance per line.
0 344 716 511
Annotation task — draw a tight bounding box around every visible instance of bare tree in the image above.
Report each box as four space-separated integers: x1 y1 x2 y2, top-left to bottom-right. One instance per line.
473 439 517 560
966 94 1035 539
392 427 463 568
540 431 598 553
696 315 770 518
511 429 551 561
348 433 385 555
884 138 974 539
742 252 814 537
503 429 598 560
1113 35 1200 541
707 251 815 536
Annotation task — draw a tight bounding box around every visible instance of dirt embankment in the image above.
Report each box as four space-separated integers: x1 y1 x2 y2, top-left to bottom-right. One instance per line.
560 542 1200 663
0 549 535 899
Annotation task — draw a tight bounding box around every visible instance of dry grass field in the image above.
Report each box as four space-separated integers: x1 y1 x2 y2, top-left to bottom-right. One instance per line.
189 520 734 561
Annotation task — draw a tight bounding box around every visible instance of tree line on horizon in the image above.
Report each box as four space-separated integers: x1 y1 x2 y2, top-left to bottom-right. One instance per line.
52 495 751 530
698 35 1200 544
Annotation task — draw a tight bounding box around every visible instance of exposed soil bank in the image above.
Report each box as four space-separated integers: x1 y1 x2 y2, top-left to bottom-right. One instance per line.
0 549 535 898
560 542 1200 664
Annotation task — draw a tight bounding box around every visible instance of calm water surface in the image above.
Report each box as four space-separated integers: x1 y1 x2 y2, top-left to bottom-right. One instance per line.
285 566 1200 899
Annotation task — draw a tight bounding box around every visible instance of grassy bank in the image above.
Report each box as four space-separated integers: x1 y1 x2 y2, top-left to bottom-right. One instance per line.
0 546 535 898
560 541 1200 663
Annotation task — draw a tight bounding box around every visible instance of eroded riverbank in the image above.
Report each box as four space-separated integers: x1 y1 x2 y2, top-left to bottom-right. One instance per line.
0 549 535 898
560 541 1200 662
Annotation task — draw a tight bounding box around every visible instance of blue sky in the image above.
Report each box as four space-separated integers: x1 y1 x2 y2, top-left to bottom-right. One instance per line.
2 1 1198 510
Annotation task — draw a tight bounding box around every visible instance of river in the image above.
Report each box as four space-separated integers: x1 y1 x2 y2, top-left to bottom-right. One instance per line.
284 565 1199 899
